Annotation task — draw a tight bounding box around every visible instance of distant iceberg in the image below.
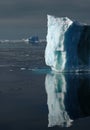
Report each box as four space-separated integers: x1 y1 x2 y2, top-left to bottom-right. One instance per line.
45 15 90 72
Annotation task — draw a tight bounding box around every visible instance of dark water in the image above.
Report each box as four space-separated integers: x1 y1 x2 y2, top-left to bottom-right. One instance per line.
0 42 90 130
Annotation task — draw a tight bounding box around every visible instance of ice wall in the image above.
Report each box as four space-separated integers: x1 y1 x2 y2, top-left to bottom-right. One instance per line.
45 15 90 72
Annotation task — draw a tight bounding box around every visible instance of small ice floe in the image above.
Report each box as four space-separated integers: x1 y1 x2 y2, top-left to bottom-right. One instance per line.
28 67 51 74
20 68 26 71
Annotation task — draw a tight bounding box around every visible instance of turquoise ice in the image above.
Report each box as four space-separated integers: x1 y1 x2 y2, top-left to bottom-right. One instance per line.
45 15 90 72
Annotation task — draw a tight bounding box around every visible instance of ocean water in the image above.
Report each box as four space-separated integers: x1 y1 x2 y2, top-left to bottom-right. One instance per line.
0 41 90 130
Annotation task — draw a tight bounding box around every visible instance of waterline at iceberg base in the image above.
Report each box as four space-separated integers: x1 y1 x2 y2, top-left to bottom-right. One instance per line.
45 15 90 72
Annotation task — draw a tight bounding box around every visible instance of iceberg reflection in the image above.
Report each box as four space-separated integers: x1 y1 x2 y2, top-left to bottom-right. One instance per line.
45 72 90 127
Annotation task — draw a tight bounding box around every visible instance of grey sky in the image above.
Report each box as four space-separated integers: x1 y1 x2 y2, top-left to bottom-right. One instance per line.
0 0 90 39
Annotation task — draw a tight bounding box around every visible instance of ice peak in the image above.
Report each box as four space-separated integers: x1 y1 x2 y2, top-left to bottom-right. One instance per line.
47 15 73 26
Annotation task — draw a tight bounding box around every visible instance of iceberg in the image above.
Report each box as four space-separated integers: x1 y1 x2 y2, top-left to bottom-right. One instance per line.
45 15 90 72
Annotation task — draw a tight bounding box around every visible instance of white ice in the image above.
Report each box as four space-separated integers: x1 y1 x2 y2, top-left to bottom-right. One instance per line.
45 15 87 72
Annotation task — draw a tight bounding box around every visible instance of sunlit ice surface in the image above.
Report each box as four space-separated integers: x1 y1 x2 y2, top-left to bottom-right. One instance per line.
45 15 90 72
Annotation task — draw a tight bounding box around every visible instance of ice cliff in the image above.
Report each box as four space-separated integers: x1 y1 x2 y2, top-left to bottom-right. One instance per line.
45 15 90 72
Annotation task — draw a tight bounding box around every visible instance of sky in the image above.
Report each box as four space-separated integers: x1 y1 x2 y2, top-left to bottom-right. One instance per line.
0 0 90 39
